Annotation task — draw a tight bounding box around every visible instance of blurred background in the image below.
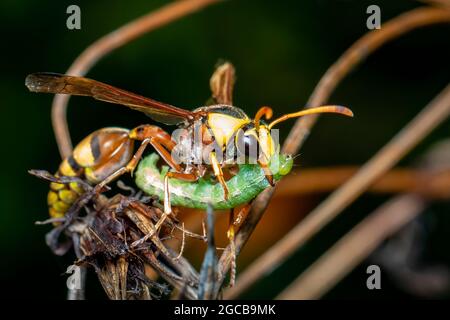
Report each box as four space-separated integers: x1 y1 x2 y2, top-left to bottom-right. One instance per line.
1 0 449 299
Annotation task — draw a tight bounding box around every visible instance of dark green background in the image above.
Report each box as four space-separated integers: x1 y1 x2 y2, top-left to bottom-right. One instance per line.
0 0 449 299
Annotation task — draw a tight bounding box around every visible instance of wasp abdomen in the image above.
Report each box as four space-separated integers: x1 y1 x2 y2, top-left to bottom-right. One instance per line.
47 156 84 219
47 127 134 219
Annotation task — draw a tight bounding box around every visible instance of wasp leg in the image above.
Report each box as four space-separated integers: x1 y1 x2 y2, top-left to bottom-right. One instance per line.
94 130 182 193
130 125 183 172
153 171 198 231
227 208 237 288
148 138 183 172
258 160 274 186
174 222 186 260
210 152 229 200
94 138 152 192
226 203 251 288
166 171 198 181
145 171 200 241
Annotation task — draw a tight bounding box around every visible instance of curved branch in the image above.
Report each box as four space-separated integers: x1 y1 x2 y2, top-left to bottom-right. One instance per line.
283 6 450 155
276 194 425 299
221 6 450 299
277 136 450 299
52 0 221 159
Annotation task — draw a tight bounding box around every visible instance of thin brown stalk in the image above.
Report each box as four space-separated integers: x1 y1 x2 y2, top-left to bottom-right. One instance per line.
284 6 450 155
276 194 425 300
276 166 450 199
418 0 450 7
220 6 450 298
277 137 450 299
52 0 221 159
226 84 450 299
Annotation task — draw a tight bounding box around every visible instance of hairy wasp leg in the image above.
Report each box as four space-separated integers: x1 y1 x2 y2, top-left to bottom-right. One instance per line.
154 174 175 233
258 159 274 186
165 171 199 183
150 171 201 244
210 152 230 200
132 124 184 173
133 172 181 247
159 169 197 238
94 138 151 192
94 130 182 193
226 203 252 287
227 208 237 287
148 137 183 172
174 222 186 260
173 222 207 241
198 203 218 299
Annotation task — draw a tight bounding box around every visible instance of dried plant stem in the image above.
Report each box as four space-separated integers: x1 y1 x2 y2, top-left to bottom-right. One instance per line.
226 84 450 299
284 6 450 155
52 0 221 159
277 137 450 299
276 166 450 199
52 0 220 300
221 6 450 298
418 0 450 7
276 194 425 300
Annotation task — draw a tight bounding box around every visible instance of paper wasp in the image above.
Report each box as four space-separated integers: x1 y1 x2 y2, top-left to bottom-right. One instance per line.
25 72 353 220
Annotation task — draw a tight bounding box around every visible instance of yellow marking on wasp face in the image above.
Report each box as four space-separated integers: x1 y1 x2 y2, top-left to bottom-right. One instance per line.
69 182 85 195
208 113 250 148
59 158 78 177
256 125 276 159
53 200 71 212
243 126 276 161
47 191 58 205
59 189 78 204
50 182 65 191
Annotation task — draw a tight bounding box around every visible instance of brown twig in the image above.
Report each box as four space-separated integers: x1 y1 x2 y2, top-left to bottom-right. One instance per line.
284 6 450 155
226 84 450 299
276 138 450 299
276 166 450 199
49 0 220 300
210 61 236 105
276 194 425 299
219 6 450 298
418 0 450 7
52 0 221 159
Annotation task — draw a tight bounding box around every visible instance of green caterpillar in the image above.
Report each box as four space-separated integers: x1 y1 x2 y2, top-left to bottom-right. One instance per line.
135 153 293 210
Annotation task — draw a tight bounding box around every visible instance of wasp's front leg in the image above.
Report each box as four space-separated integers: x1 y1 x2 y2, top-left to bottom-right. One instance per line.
257 159 274 186
209 152 229 200
150 170 200 236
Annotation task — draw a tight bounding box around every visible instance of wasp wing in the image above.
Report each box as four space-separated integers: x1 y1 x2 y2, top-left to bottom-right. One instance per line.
25 72 194 125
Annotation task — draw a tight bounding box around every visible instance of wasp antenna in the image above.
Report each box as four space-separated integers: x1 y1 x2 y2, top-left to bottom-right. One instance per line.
254 106 273 131
268 105 353 129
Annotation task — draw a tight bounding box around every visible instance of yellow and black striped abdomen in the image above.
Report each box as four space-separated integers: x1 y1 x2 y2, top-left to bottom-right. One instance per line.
47 156 84 219
47 127 134 220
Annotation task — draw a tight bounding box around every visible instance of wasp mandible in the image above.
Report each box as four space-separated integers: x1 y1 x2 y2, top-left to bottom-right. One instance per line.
25 72 353 219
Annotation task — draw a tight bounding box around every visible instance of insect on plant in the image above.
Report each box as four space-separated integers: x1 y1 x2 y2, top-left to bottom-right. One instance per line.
134 152 294 210
25 72 353 223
